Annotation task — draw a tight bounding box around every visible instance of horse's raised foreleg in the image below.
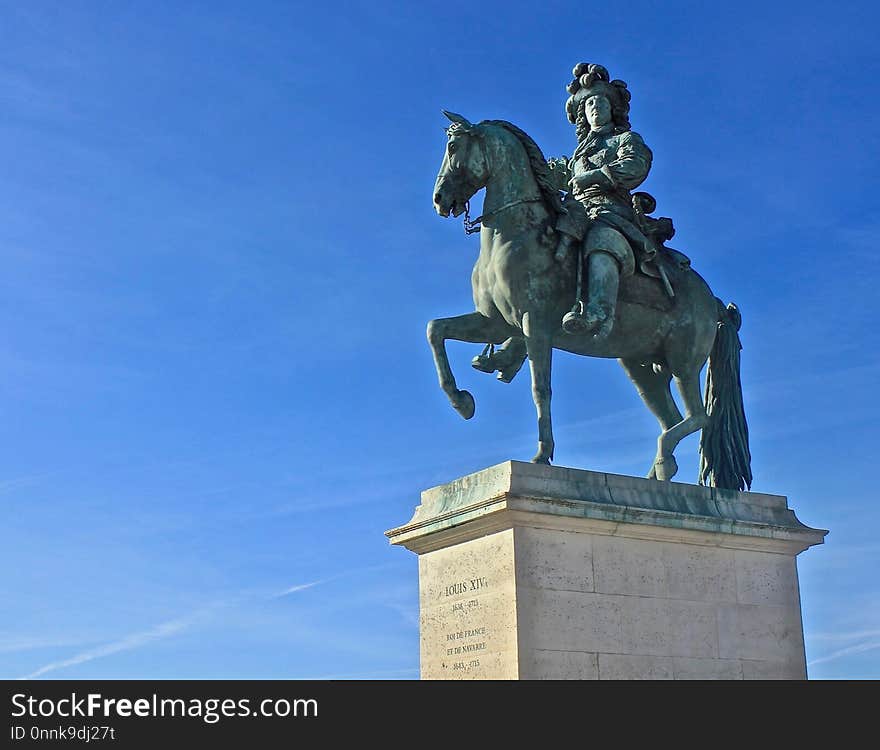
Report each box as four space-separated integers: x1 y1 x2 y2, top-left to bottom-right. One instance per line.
652 372 708 481
426 312 513 420
523 312 555 464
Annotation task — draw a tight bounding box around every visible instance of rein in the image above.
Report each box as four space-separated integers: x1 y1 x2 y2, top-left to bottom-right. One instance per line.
463 197 544 235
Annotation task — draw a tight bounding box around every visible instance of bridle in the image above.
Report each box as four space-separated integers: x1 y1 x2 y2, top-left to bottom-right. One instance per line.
463 196 544 235
450 125 543 235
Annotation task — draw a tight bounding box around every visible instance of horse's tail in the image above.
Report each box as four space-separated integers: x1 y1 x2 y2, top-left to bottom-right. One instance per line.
698 301 753 491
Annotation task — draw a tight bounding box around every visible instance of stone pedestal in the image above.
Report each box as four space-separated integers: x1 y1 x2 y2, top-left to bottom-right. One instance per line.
385 461 827 680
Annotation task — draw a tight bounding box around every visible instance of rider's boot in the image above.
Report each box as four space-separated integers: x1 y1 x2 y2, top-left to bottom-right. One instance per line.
559 235 590 335
582 250 620 339
563 250 620 338
471 344 496 373
471 337 528 383
494 337 528 382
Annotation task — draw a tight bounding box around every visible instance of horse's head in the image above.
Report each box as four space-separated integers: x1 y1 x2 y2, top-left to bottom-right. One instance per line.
433 110 490 218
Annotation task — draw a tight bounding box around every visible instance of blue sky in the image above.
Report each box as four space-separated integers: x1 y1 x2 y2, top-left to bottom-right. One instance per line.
1 0 878 679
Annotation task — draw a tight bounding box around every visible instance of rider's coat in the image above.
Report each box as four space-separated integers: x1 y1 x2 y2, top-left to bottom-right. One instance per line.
549 123 653 276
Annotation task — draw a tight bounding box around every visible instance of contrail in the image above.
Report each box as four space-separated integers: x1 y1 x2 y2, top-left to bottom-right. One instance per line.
270 565 396 599
18 566 393 679
808 639 880 667
20 577 329 679
271 579 327 599
20 615 199 680
0 635 97 654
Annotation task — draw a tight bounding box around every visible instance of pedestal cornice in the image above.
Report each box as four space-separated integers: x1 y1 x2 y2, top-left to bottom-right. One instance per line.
385 461 827 555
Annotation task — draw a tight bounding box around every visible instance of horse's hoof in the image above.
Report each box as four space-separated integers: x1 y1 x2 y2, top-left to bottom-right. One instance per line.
530 444 554 465
451 390 475 420
653 455 678 481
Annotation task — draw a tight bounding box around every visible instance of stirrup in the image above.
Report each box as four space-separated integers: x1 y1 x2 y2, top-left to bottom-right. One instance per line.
562 301 590 335
471 343 495 373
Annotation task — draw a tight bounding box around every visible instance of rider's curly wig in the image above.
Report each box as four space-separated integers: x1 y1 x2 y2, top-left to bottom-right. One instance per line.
566 63 632 141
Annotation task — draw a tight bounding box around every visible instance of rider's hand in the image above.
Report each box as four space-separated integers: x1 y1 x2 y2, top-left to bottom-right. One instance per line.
570 169 600 190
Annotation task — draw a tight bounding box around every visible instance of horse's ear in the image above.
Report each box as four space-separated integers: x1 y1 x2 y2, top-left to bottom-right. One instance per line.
442 109 473 129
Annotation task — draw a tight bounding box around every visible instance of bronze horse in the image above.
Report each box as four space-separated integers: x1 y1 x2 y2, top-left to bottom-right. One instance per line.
430 112 751 490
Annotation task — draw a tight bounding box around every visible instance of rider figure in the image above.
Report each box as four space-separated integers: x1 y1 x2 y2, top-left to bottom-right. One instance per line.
473 62 662 380
548 63 654 339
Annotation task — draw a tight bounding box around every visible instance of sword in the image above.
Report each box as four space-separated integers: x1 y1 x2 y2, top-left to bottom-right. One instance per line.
631 195 674 298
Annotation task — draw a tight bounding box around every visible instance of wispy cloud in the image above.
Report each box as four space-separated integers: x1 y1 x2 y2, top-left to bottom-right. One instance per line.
810 628 880 643
19 575 332 680
808 639 880 668
270 578 327 599
20 614 202 680
271 565 396 598
807 623 880 669
16 565 389 680
0 635 99 655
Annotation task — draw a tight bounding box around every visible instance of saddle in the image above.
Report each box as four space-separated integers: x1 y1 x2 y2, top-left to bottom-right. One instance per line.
613 192 692 312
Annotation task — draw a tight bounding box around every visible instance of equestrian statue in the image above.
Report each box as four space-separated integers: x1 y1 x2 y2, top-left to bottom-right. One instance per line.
429 62 751 490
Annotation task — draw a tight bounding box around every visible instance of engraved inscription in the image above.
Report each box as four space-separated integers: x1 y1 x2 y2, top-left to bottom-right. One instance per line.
446 627 486 641
420 532 518 679
445 641 487 656
440 584 490 674
452 659 481 671
444 576 489 597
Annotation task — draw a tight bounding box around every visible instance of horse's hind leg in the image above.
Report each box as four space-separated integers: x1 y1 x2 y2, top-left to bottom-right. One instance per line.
619 358 683 479
652 371 708 481
426 312 513 419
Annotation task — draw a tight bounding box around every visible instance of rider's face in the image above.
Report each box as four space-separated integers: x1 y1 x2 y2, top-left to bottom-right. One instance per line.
584 94 612 129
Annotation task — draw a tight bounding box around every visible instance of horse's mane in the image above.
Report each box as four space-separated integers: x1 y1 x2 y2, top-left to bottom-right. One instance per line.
482 120 563 219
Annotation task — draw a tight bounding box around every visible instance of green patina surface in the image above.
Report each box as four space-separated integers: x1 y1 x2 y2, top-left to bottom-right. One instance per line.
387 461 828 548
428 62 753 489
